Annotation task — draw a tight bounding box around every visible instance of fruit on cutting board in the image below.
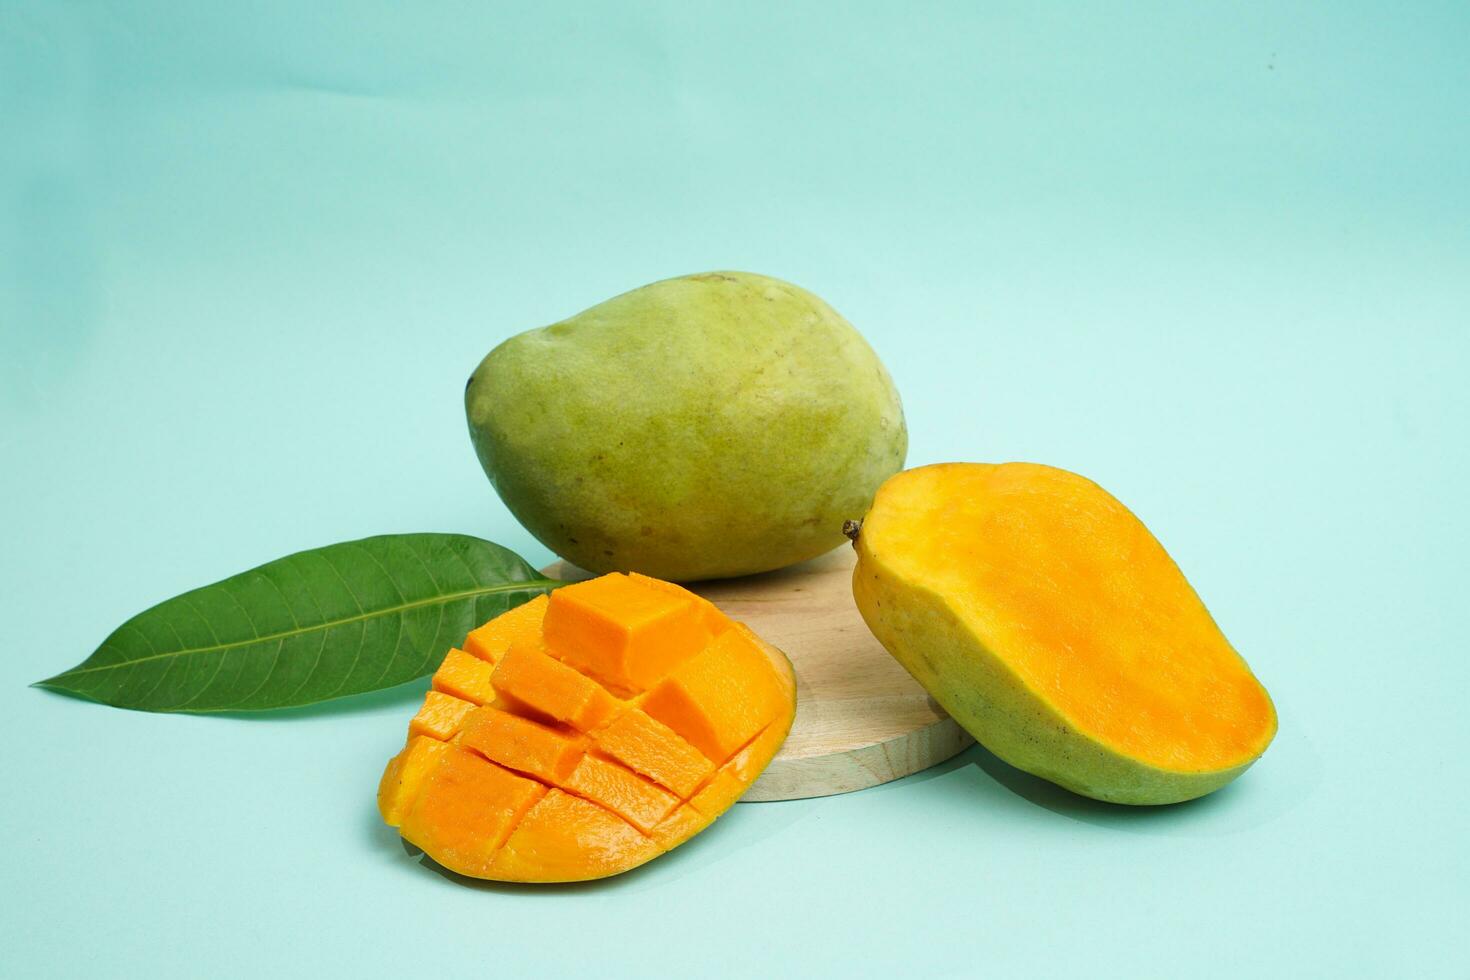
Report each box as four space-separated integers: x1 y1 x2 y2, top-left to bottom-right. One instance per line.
378 572 797 882
849 462 1277 805
465 270 907 581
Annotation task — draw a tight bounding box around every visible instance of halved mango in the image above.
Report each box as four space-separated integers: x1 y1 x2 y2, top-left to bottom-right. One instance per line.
377 573 796 882
851 462 1277 805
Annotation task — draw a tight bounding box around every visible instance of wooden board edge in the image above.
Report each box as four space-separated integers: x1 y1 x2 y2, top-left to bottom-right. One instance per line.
742 717 974 802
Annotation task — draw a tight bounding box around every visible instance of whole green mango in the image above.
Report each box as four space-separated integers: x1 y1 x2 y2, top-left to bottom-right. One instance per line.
465 271 907 581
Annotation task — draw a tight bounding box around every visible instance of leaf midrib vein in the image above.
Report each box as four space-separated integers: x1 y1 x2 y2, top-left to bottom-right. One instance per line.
57 578 557 678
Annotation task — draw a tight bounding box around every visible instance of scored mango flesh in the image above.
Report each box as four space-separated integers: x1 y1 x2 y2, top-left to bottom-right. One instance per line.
378 575 796 882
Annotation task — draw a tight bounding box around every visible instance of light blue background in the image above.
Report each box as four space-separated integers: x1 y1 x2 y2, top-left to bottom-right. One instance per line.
4 3 1467 977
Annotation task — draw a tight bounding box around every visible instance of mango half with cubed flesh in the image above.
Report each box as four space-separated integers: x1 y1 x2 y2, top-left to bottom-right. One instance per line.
378 573 796 882
465 270 907 581
850 463 1277 805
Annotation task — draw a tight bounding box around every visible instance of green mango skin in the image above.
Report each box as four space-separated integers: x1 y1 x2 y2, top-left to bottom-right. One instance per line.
466 271 907 581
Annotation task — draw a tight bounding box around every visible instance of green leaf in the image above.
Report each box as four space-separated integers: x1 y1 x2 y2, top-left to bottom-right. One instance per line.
35 534 560 713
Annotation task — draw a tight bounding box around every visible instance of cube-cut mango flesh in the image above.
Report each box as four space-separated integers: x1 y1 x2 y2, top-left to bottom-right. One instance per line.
376 573 796 883
627 573 731 641
464 594 548 663
543 574 717 694
565 752 680 833
378 736 451 825
398 746 546 878
490 789 658 883
457 706 586 784
430 649 496 705
409 691 477 742
591 707 713 797
491 641 618 731
639 624 788 764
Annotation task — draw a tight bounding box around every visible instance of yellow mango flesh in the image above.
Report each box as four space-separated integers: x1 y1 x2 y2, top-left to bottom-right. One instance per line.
852 462 1277 805
377 573 796 882
639 625 789 764
464 593 548 663
408 691 476 742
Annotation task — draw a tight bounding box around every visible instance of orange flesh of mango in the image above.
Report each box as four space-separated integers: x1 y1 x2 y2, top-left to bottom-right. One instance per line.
491 641 619 731
863 462 1276 776
408 691 476 742
398 746 547 878
564 753 680 833
591 707 713 798
638 624 787 764
688 721 789 817
464 593 548 663
377 573 796 882
490 790 660 883
430 649 497 705
457 706 587 784
627 572 732 640
543 575 715 694
378 735 451 826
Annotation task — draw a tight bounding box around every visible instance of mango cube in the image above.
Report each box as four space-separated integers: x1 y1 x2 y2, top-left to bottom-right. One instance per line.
591 707 713 798
464 594 549 663
639 625 786 764
430 648 496 705
564 753 679 833
399 747 546 877
377 735 452 826
543 574 713 693
458 706 586 784
491 641 620 732
409 690 477 742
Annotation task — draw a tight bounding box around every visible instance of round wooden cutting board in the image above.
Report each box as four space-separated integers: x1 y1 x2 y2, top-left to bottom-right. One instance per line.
543 547 973 802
